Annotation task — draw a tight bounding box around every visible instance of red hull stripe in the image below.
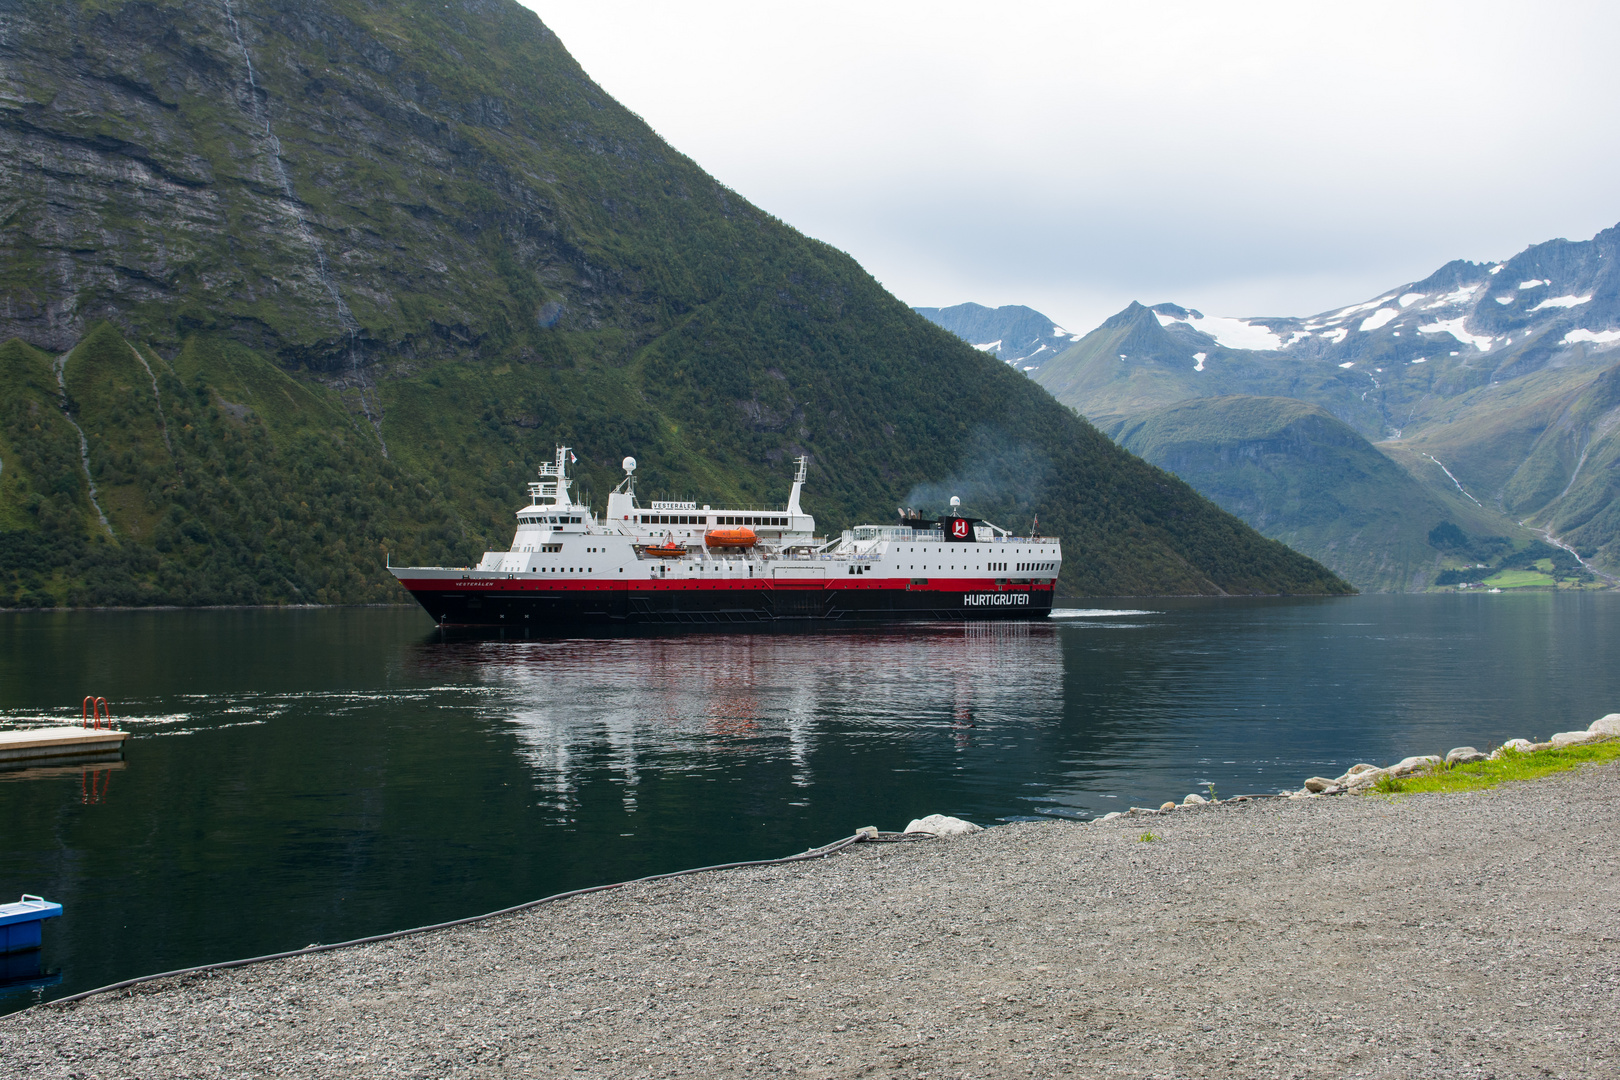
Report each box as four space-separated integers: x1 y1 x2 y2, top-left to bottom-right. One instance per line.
395 577 1052 594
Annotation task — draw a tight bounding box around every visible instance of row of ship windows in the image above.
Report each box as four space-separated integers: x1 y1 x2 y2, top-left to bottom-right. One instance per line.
519 514 583 525
636 514 789 527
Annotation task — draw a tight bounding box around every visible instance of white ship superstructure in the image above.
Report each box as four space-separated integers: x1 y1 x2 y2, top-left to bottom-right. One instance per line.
390 448 1060 626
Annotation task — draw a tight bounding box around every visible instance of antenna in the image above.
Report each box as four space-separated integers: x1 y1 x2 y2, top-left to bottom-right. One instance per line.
623 456 637 474
950 496 961 509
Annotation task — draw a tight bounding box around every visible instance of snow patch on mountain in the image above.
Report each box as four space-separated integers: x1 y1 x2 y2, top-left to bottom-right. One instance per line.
1419 318 1492 351
1518 279 1549 290
1530 294 1591 311
1156 311 1284 351
1359 308 1399 332
1563 328 1620 345
1425 285 1481 309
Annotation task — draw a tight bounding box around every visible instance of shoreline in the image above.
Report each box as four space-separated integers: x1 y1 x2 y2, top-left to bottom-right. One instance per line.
6 759 1618 1078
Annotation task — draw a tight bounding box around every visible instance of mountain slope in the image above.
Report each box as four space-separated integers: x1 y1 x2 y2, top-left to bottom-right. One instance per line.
1023 222 1620 575
0 0 1349 605
1111 397 1511 592
912 303 1078 372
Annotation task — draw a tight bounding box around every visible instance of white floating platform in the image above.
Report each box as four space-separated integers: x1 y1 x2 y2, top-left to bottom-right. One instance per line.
0 727 129 766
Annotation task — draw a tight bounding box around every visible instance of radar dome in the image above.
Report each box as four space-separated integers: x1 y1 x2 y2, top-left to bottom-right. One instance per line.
622 456 637 474
949 496 961 508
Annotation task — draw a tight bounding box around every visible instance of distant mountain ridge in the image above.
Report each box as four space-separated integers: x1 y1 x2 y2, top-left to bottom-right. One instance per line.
926 222 1620 589
1036 224 1620 440
913 303 1078 371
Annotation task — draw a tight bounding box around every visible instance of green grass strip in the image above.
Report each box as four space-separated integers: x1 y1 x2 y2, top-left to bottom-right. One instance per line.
1373 737 1620 795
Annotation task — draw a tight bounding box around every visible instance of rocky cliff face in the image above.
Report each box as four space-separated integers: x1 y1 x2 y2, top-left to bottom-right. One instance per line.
0 0 677 367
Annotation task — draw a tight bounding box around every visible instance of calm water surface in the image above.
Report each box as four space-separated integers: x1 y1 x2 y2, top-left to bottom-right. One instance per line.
2 594 1616 1010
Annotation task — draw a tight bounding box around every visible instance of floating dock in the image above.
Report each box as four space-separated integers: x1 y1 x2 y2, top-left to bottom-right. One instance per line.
0 726 128 767
0 896 63 954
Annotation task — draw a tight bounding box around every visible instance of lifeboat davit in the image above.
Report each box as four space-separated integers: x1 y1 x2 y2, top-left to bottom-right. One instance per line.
704 527 757 549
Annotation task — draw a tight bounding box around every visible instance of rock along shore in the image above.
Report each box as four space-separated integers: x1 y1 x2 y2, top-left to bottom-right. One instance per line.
6 763 1620 1079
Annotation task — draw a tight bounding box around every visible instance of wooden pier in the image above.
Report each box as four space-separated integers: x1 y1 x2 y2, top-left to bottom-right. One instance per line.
0 726 128 767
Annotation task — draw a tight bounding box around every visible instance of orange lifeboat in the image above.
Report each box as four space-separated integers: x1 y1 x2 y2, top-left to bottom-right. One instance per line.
639 540 688 558
704 527 757 549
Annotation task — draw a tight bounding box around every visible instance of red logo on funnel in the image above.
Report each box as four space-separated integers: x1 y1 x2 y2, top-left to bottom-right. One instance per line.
952 519 969 538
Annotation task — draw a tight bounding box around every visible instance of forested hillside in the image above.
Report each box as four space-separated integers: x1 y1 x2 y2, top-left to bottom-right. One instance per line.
1110 397 1520 592
0 0 1348 605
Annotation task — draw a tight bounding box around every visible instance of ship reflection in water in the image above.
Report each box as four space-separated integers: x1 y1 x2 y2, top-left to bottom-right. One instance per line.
413 622 1068 823
6 598 1620 1012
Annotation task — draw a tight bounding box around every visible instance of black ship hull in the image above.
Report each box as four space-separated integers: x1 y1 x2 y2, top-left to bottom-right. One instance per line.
395 578 1055 628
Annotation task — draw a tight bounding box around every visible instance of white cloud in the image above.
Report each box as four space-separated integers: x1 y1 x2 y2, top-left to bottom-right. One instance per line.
528 1 1620 332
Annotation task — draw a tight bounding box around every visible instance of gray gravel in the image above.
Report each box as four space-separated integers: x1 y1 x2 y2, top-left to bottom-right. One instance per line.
6 763 1619 1079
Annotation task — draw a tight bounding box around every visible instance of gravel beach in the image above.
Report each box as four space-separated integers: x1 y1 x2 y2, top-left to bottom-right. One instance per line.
6 763 1618 1079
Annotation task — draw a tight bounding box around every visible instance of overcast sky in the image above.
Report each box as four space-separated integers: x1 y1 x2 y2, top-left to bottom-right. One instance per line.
529 1 1620 334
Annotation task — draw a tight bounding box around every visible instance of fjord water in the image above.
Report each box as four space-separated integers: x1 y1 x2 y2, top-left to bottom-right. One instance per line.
2 595 1617 1011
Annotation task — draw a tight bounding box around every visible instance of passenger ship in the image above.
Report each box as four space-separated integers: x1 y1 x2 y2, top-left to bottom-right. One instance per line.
388 448 1062 626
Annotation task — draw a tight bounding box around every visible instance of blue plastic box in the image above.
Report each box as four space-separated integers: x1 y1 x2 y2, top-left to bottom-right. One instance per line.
0 896 62 954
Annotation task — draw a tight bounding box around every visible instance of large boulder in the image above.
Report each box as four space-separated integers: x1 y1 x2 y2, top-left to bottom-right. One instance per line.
1589 714 1620 737
1551 730 1602 749
904 814 983 838
1391 755 1441 776
1345 768 1389 792
1446 747 1487 765
1491 739 1537 759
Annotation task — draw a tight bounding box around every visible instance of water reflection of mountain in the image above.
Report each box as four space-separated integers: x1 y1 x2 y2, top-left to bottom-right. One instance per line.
423 625 1065 813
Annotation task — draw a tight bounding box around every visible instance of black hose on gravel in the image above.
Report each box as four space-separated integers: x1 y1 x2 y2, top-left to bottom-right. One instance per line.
47 829 931 1008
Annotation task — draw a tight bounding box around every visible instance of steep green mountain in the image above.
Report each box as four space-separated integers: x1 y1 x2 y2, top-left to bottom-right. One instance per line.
1110 397 1521 592
0 0 1349 606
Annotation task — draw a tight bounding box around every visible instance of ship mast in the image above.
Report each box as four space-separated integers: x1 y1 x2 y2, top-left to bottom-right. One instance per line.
528 446 578 510
786 455 808 516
